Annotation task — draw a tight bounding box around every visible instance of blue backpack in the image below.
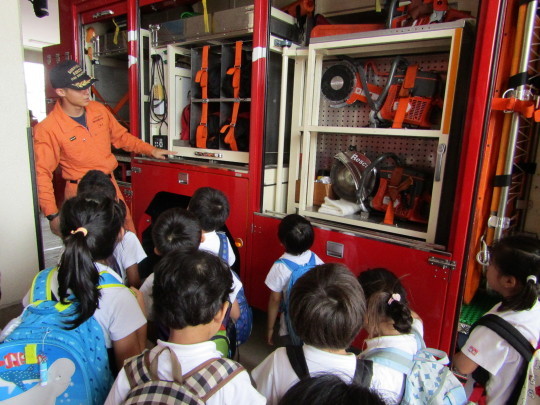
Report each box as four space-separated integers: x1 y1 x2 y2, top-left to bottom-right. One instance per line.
0 267 122 405
217 232 253 347
361 331 467 405
278 252 317 346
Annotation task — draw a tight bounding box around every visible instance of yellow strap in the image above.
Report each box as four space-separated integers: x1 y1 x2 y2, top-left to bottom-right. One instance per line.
375 0 381 12
113 18 120 45
202 0 210 33
25 344 39 364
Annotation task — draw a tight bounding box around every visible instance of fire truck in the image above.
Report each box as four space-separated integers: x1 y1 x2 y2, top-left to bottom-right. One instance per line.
42 0 538 352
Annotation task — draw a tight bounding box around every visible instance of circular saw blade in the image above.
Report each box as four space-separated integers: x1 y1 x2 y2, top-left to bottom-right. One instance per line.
321 62 357 107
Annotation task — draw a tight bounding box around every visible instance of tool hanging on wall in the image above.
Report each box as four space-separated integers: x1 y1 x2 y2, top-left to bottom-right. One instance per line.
195 45 209 148
356 153 431 225
220 41 244 151
321 56 441 128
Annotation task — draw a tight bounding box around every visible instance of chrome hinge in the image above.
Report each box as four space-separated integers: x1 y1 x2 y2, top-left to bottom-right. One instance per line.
428 257 456 270
488 215 510 229
131 166 142 174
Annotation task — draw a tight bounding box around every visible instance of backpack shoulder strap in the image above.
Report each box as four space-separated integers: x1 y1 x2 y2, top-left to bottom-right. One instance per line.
361 347 414 375
286 345 309 380
307 252 316 266
98 270 128 289
217 231 229 264
29 267 57 303
472 314 535 361
277 258 300 272
353 358 373 387
183 357 245 401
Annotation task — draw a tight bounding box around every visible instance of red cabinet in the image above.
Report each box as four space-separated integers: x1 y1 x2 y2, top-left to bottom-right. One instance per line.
131 158 250 278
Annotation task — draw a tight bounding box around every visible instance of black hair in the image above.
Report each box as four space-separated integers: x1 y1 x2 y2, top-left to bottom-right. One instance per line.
289 263 366 350
279 374 385 405
77 170 116 201
151 208 201 256
76 169 127 223
153 250 233 330
58 195 124 329
187 187 230 232
357 268 413 336
490 235 540 311
278 214 314 255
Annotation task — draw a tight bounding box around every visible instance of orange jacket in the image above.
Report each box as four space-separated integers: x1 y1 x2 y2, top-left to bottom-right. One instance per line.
34 100 155 216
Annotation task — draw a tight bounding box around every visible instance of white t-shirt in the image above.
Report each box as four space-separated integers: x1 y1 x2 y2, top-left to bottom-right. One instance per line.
359 319 424 405
251 344 357 405
462 300 540 404
22 263 147 348
105 339 266 405
113 231 147 284
140 267 242 322
200 230 236 267
264 250 324 335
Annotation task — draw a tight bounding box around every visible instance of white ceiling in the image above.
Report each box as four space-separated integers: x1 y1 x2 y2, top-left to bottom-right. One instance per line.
20 0 60 49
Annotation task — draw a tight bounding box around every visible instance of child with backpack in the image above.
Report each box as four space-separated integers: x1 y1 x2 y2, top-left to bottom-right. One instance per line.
357 268 466 405
265 214 323 346
105 250 266 404
452 235 540 404
78 169 146 288
188 187 252 346
0 196 146 404
252 263 370 405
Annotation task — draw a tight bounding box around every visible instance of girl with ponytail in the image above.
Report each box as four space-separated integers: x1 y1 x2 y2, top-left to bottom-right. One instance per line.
357 268 423 405
24 195 147 370
453 235 540 404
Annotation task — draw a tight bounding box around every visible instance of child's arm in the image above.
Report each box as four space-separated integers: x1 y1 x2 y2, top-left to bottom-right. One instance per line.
112 325 146 370
267 291 282 345
126 264 141 288
452 351 480 375
230 299 241 321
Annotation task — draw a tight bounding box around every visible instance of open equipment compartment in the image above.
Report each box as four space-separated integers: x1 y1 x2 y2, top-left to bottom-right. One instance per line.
278 21 473 247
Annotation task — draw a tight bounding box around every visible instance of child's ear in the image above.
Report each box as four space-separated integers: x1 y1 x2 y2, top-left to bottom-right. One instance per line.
501 274 518 289
200 232 205 243
154 247 161 256
213 301 230 324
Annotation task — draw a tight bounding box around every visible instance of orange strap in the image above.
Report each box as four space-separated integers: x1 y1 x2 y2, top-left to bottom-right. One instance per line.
491 97 535 118
195 46 210 148
392 97 409 129
384 168 414 225
221 41 243 151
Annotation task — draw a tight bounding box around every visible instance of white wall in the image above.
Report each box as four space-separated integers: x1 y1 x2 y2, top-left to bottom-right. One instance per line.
0 0 39 306
20 0 60 49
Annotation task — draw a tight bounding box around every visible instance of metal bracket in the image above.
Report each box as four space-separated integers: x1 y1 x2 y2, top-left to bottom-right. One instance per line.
428 256 456 270
274 38 292 48
131 166 142 174
93 9 114 19
487 215 510 229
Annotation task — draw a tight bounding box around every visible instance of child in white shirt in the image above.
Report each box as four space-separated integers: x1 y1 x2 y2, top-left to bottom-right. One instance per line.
252 263 368 405
105 250 265 405
78 169 146 287
357 268 425 405
188 187 243 320
453 235 540 404
139 207 202 322
265 214 323 346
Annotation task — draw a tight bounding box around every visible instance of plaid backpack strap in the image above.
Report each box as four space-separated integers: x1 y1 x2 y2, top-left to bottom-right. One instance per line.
182 357 245 401
124 349 155 388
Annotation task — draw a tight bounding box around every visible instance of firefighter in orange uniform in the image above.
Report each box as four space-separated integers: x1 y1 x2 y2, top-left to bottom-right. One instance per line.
34 60 174 236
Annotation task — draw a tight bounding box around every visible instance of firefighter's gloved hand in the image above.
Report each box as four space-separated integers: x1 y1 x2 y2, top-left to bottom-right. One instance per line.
151 148 177 160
